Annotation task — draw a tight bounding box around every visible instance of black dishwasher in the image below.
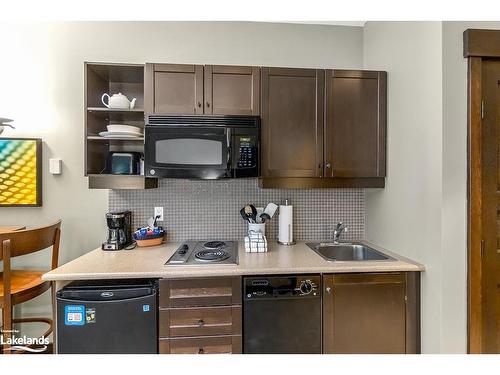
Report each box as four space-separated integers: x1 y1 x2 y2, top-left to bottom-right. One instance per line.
56 279 158 354
243 275 321 354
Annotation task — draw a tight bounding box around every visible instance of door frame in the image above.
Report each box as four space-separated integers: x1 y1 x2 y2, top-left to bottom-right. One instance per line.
464 28 500 353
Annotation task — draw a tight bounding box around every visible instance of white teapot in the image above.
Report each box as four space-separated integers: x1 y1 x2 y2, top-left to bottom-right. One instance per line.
101 93 137 109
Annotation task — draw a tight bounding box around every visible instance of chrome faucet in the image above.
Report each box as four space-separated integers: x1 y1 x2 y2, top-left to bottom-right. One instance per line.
332 222 348 244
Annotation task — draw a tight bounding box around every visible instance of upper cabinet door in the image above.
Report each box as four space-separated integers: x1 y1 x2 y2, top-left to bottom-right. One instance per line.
204 65 260 115
261 67 324 178
145 63 204 115
325 70 387 178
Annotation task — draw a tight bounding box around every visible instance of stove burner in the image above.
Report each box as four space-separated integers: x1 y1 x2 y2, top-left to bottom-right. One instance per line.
195 249 230 262
203 241 227 249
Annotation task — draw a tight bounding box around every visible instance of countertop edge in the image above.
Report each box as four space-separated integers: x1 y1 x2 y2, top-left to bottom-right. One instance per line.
42 240 424 281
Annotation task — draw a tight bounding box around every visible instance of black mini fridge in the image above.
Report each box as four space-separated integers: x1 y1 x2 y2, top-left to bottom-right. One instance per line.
56 279 158 354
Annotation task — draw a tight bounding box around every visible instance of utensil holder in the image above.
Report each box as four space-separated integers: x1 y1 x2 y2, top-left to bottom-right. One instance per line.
248 223 265 235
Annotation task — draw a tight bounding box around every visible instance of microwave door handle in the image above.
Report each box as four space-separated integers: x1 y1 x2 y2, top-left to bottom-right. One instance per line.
226 128 232 175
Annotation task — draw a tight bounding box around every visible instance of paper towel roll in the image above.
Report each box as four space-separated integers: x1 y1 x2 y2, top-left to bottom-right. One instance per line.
278 203 295 245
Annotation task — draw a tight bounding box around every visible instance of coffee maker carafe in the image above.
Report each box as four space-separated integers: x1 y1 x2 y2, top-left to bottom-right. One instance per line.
102 211 132 250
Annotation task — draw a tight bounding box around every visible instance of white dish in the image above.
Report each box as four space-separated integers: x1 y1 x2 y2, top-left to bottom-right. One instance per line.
107 124 142 133
99 131 143 138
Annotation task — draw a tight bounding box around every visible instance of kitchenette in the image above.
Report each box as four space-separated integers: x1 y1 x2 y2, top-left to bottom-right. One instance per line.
41 59 424 355
44 240 422 354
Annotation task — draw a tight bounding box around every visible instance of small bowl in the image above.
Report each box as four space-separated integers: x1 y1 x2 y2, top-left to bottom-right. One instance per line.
107 124 142 134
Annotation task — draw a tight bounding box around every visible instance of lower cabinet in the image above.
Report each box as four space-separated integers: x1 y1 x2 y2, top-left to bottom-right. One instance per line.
157 273 420 354
158 277 242 354
322 272 420 354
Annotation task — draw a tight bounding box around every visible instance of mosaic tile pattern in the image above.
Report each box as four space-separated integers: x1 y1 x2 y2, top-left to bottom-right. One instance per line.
109 179 365 242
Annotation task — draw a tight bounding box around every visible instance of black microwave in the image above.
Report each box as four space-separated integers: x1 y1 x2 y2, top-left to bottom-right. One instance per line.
145 115 260 179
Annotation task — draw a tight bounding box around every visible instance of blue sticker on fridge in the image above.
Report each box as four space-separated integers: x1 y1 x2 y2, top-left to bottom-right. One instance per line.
64 305 85 326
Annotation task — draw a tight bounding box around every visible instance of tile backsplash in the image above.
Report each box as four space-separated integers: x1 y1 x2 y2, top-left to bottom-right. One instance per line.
109 179 365 242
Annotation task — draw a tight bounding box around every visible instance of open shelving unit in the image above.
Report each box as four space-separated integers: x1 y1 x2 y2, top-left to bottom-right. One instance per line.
84 62 157 189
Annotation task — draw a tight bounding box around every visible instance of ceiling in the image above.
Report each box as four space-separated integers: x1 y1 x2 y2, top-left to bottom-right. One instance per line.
278 21 366 27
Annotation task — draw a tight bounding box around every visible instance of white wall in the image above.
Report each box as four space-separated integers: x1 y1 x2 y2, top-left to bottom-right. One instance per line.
364 21 500 353
363 22 444 353
0 21 363 332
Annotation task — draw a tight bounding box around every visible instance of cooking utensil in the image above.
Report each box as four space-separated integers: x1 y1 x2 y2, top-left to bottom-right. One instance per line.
245 204 257 223
256 207 264 223
243 205 253 223
263 203 278 219
249 204 258 223
240 207 250 222
259 213 271 223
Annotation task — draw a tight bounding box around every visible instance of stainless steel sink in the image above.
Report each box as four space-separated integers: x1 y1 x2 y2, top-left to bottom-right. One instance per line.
306 242 395 262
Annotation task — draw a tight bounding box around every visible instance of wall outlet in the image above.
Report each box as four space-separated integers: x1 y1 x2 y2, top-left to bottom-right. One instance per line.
154 206 164 221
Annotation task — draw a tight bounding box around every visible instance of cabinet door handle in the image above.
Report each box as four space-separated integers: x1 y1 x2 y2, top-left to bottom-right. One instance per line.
198 348 204 354
325 287 332 294
197 101 202 108
206 101 210 108
325 162 331 169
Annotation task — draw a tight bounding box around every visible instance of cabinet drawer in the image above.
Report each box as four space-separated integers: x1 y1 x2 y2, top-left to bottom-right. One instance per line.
159 306 241 338
159 277 241 308
159 335 242 354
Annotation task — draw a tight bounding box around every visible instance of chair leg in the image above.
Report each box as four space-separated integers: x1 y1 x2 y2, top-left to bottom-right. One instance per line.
2 304 13 354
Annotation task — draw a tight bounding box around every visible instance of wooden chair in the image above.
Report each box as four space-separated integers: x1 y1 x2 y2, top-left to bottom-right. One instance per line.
0 220 61 354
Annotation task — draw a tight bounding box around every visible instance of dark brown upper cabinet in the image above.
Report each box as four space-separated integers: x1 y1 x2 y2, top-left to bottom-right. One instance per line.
146 64 260 116
145 63 204 115
204 65 260 115
323 273 410 354
325 70 387 178
260 67 324 178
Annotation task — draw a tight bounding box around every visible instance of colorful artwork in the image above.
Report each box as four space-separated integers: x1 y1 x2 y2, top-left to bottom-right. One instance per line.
0 138 42 206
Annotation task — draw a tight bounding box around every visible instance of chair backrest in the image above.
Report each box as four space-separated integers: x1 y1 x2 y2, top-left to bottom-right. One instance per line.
0 220 61 269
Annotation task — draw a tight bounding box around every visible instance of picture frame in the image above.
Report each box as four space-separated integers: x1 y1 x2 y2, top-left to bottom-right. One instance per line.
0 137 42 207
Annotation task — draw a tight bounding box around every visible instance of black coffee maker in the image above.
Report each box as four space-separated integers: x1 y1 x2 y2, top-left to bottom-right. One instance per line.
102 211 133 250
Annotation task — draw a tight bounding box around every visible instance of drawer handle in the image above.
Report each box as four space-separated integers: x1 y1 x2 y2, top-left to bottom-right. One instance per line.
197 319 205 327
198 348 204 354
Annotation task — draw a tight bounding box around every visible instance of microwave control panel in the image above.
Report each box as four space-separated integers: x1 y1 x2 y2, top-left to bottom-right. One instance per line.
236 136 257 169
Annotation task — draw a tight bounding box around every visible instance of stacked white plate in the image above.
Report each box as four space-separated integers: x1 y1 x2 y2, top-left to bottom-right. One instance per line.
99 124 143 138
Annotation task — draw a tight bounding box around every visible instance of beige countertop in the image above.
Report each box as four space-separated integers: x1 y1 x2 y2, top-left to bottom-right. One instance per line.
42 240 424 281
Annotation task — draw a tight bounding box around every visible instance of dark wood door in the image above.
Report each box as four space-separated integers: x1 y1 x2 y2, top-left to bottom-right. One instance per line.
323 273 407 354
204 65 260 115
261 67 324 178
480 60 500 353
325 70 386 178
145 63 204 115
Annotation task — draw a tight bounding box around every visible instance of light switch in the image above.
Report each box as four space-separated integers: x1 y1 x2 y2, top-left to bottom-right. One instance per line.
49 158 62 175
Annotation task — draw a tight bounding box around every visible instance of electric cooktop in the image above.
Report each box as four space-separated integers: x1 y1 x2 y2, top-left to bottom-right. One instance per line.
165 240 238 265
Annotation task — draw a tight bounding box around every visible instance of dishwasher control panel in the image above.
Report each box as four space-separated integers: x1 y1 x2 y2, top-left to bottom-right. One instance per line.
244 275 321 299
